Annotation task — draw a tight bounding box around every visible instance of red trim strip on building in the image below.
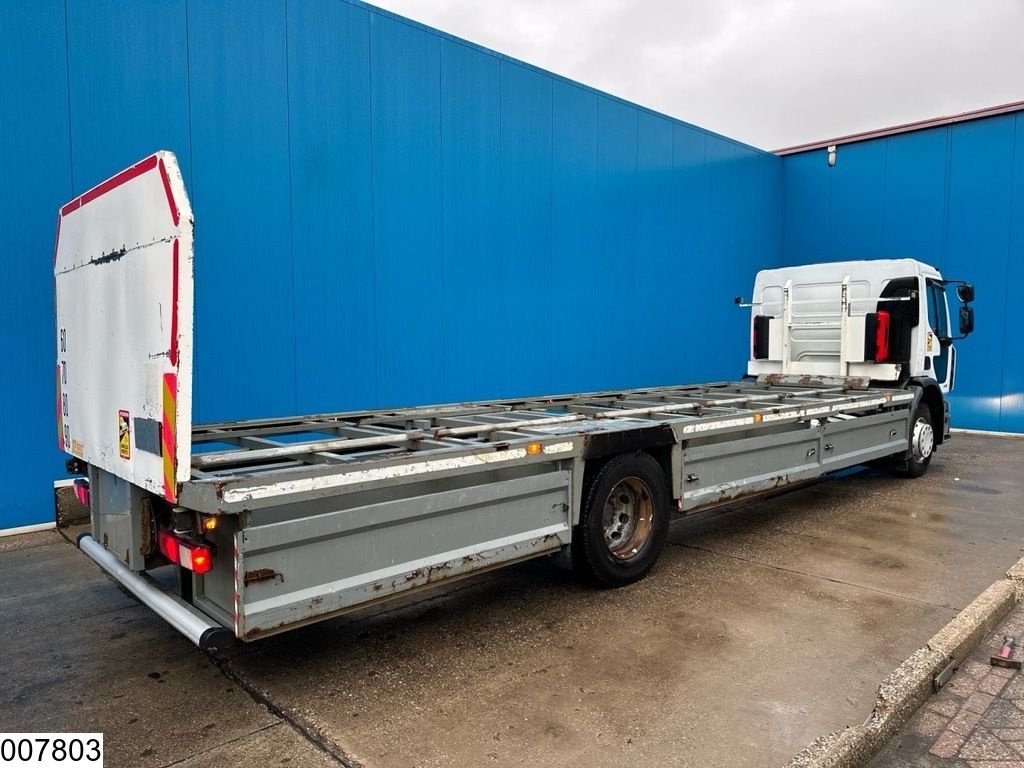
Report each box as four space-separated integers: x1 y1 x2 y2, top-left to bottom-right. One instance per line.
774 99 1024 156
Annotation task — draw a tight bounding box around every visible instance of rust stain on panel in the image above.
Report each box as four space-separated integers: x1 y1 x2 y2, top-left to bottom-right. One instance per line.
244 567 282 586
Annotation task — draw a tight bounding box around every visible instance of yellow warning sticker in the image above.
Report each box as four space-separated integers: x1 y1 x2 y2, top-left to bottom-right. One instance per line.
118 410 131 459
927 332 933 352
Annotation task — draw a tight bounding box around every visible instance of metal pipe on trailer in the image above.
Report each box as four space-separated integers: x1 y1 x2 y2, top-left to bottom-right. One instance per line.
190 387 865 469
77 534 232 650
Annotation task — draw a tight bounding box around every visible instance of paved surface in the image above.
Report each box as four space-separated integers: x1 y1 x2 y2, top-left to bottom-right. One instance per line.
0 529 336 768
2 433 1023 767
871 603 1024 767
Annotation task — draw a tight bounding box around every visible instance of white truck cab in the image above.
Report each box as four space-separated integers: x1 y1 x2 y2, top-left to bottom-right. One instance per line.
746 258 975 393
743 258 975 477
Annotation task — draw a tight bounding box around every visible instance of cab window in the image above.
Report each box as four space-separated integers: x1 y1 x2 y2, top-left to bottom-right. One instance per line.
927 281 949 338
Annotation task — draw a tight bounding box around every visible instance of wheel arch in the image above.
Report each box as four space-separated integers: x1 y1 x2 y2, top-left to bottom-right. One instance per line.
580 427 676 498
911 378 946 446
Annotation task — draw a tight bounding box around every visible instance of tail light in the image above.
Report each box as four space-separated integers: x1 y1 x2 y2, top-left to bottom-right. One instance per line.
158 529 214 574
864 311 891 362
752 315 772 360
73 478 90 507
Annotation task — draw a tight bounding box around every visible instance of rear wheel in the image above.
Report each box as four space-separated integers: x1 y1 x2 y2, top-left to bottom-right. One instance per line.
899 402 934 478
573 452 670 587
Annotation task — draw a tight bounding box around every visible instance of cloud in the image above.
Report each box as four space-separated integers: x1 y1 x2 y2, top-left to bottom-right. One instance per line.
367 0 1024 149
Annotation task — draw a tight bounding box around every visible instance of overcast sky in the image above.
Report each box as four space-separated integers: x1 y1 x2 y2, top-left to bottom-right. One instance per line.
369 0 1024 150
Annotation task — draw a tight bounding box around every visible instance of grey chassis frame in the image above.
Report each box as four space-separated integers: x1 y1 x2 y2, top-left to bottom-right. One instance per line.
84 378 919 644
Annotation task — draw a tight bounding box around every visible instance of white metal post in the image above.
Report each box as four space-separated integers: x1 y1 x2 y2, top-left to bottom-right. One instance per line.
782 279 793 374
839 275 850 376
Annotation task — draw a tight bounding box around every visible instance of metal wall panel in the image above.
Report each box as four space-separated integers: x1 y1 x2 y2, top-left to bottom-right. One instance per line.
186 0 296 423
781 150 832 262
743 147 783 364
499 63 555 396
881 130 947 260
594 97 639 391
828 141 886 260
758 148 785 294
0 0 782 530
943 117 1015 429
440 40 502 402
671 126 712 372
371 15 446 407
287 0 377 414
1002 116 1024 433
0 0 72 530
781 113 1023 432
551 82 600 392
702 138 762 374
635 113 677 386
65 0 191 193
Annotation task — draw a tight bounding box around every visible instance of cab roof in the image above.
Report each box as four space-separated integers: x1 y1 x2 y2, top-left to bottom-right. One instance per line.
756 258 942 286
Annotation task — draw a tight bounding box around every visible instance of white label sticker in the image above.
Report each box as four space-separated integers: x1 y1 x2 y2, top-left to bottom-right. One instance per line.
0 734 103 767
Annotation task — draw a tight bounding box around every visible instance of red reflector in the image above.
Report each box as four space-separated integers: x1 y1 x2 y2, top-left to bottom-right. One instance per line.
191 550 213 574
874 310 890 362
73 478 90 507
158 529 214 574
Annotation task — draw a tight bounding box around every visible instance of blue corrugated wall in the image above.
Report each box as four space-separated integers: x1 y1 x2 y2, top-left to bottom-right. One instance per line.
0 0 782 530
781 114 1024 433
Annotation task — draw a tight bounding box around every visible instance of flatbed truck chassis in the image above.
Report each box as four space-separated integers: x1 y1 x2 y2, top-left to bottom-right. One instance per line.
80 379 922 646
54 153 973 647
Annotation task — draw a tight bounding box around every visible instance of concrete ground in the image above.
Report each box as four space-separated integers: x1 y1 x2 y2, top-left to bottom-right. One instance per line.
2 433 1023 768
0 528 336 768
870 601 1024 766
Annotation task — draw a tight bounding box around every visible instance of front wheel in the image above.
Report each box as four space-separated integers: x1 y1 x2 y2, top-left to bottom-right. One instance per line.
899 402 934 478
572 452 670 587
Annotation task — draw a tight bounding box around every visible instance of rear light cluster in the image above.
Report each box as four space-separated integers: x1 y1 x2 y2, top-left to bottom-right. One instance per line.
752 315 772 360
864 310 891 362
158 529 214 574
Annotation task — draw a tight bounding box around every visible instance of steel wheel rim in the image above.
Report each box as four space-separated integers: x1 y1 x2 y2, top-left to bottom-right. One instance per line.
912 417 934 461
601 476 655 561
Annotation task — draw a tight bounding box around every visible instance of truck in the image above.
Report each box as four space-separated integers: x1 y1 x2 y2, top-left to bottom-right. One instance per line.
57 152 975 648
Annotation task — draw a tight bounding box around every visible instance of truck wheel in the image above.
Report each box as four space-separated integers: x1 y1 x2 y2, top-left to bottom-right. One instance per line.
573 452 670 587
900 402 934 478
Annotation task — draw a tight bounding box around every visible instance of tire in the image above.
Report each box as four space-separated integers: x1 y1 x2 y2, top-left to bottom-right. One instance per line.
899 402 934 478
572 452 670 587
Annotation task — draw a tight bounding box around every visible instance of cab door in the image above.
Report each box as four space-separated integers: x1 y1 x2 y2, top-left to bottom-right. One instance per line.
925 279 953 392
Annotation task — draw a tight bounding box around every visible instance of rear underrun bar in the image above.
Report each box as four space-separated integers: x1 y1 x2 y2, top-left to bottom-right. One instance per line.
77 533 231 649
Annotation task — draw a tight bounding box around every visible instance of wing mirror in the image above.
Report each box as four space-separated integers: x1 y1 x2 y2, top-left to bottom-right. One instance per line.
956 283 975 303
959 305 974 336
